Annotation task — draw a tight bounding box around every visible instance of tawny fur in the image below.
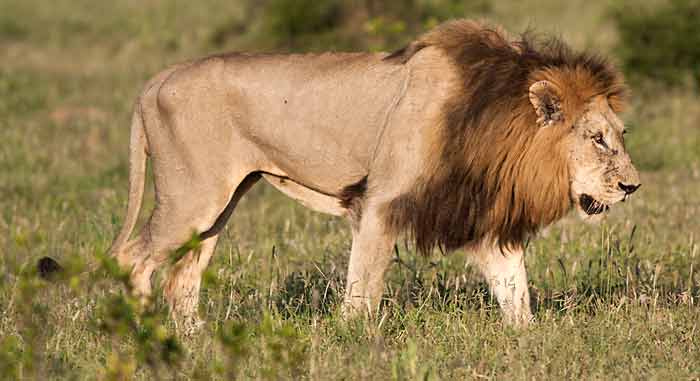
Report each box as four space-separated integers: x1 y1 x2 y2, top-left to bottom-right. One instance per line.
41 20 640 328
385 20 629 254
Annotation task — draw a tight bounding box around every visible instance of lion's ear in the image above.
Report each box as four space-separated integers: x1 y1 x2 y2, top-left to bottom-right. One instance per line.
529 80 563 127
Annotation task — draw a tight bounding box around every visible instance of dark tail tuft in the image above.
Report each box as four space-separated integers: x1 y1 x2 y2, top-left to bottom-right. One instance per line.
37 257 63 280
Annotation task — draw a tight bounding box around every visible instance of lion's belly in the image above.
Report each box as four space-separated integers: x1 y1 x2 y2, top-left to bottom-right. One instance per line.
262 173 346 216
221 53 408 194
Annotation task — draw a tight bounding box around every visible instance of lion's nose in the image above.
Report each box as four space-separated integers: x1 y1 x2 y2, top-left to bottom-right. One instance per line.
618 182 640 195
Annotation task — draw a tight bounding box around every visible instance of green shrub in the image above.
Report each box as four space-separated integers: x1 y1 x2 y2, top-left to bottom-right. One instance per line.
211 0 491 51
613 0 700 88
263 0 342 45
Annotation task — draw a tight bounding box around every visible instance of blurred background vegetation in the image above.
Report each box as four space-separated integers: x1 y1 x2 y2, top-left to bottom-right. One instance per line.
1 0 698 171
0 0 699 379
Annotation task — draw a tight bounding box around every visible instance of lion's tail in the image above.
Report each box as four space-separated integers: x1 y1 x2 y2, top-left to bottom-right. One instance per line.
108 99 148 258
38 100 149 280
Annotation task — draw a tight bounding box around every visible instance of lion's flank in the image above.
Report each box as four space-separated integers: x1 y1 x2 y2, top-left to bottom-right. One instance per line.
385 20 628 255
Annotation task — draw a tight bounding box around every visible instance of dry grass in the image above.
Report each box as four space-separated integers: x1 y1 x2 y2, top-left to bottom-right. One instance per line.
0 0 698 379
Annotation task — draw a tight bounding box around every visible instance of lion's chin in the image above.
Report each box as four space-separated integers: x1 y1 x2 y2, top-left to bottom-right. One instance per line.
574 193 610 223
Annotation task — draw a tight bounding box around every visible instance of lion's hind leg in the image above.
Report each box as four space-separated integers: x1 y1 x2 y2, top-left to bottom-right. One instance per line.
162 173 260 327
162 236 219 332
123 182 237 320
115 236 156 302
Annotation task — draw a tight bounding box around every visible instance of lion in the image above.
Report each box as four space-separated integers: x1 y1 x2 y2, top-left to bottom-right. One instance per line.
40 20 641 326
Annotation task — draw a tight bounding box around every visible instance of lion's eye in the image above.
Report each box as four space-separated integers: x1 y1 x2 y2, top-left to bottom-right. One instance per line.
592 133 607 147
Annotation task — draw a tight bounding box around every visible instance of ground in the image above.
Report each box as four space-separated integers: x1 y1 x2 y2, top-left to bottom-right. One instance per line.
0 0 698 379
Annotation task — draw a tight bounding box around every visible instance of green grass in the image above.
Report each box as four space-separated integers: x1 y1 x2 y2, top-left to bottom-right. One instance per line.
1 0 699 379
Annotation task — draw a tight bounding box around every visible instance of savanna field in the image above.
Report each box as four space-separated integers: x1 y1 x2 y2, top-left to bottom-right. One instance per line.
1 0 699 379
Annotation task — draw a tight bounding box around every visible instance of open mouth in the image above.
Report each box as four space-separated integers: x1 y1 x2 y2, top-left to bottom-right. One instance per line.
579 194 609 215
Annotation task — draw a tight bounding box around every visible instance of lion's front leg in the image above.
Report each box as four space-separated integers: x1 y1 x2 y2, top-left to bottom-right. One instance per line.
343 207 397 318
474 242 533 326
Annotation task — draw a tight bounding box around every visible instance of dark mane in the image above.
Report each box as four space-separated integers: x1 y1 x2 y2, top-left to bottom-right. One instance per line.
384 20 628 255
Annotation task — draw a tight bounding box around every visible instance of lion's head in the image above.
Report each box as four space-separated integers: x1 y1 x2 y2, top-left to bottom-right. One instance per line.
385 20 641 254
528 78 640 224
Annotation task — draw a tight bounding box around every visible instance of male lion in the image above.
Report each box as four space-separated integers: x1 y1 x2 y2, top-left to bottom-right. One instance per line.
44 20 641 326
